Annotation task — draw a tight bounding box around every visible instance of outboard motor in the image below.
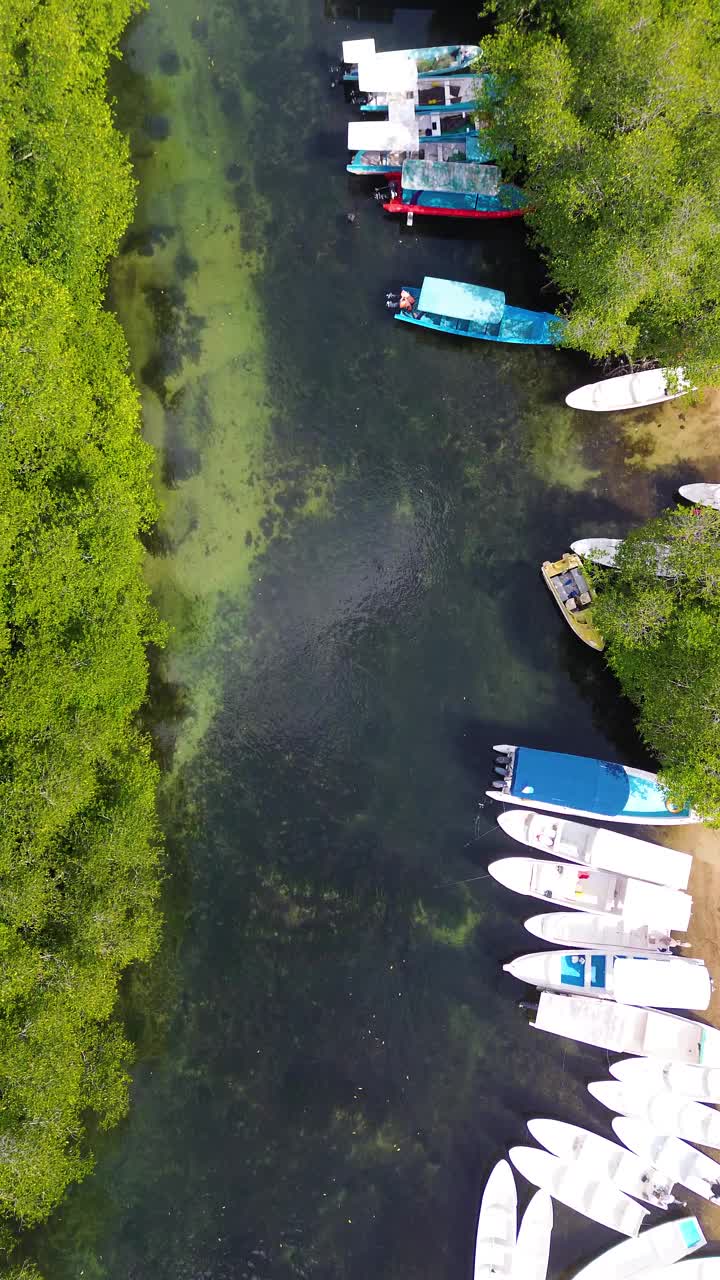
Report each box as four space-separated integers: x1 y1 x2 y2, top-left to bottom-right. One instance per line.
349 90 368 108
329 62 343 90
373 186 391 203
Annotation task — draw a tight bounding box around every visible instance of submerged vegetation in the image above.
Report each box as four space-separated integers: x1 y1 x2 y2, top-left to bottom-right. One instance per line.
0 0 161 1243
479 0 720 381
592 506 720 823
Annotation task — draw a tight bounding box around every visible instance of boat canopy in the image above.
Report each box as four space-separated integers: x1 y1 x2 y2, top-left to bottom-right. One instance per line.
401 159 500 193
342 37 376 63
613 957 711 1009
511 747 630 814
418 277 505 324
533 992 718 1062
347 119 419 152
357 52 418 93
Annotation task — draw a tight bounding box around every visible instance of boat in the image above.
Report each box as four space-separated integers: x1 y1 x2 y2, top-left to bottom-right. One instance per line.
610 1056 720 1103
382 160 526 220
473 1158 517 1280
504 950 710 1009
356 55 481 114
527 1119 679 1209
489 858 692 931
531 991 720 1063
569 537 674 578
679 483 720 511
508 1146 648 1236
511 1190 552 1280
565 367 691 412
499 809 692 890
486 745 698 824
541 553 604 650
589 1080 720 1149
613 1116 720 1204
394 279 565 345
341 38 482 80
524 912 677 953
347 117 489 175
569 1216 705 1280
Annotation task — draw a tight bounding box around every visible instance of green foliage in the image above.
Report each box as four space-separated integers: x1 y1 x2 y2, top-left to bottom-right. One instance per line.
0 0 161 1238
479 0 720 378
593 507 720 821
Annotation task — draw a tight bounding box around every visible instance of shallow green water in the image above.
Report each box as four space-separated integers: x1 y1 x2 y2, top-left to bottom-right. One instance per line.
31 2 702 1277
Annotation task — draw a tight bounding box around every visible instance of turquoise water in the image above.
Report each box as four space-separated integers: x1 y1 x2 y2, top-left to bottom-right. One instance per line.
30 1 706 1277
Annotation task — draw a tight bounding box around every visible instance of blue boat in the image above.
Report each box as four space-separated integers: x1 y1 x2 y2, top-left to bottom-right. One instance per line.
394 278 565 346
347 117 490 176
383 160 525 220
341 38 481 81
360 72 480 114
486 744 699 824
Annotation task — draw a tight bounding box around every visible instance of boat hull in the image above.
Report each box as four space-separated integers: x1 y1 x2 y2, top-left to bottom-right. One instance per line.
589 1080 720 1149
541 553 604 650
524 912 676 952
395 288 563 346
679 483 720 510
487 745 699 824
613 1116 720 1203
569 1216 705 1280
508 1146 647 1236
489 857 692 930
610 1056 720 1103
532 991 720 1064
527 1118 676 1209
511 1191 552 1280
383 196 525 219
504 950 710 1009
565 368 690 412
473 1159 517 1280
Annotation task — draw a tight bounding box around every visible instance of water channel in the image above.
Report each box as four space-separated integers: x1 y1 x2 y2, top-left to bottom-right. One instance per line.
32 1 711 1277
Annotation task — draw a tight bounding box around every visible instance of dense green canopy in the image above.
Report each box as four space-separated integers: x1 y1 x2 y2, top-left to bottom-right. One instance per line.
0 0 161 1241
479 0 720 378
592 506 720 822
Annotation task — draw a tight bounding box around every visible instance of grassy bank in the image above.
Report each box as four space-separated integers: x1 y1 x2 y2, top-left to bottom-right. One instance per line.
0 0 161 1246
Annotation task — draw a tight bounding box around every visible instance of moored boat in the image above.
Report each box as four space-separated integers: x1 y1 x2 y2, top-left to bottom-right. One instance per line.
527 1118 679 1209
394 279 565 345
589 1080 720 1149
347 117 488 175
541 553 604 650
524 912 676 953
610 1056 720 1103
569 1216 705 1280
679 483 720 510
499 808 691 890
531 991 720 1063
511 1190 552 1280
357 56 481 114
382 159 526 220
508 1146 647 1236
569 537 674 578
504 950 710 1009
613 1116 720 1203
486 744 698 824
489 858 692 930
565 367 691 412
473 1158 517 1280
341 39 482 81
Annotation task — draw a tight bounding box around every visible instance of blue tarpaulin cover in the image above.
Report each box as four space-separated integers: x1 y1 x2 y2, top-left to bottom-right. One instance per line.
510 746 691 819
417 277 505 323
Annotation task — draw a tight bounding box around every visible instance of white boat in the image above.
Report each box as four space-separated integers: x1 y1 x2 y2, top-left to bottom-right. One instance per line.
531 992 720 1064
524 912 675 953
527 1119 678 1209
511 1190 552 1280
488 859 692 931
508 1146 647 1236
498 809 691 890
570 538 674 578
565 367 691 412
679 483 720 510
634 1264 720 1280
610 1056 720 1102
613 1116 720 1204
487 745 698 824
569 1216 705 1280
588 1080 720 1149
504 950 710 1009
473 1158 517 1280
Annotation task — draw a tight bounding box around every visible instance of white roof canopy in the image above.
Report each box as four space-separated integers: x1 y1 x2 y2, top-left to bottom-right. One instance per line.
342 38 376 63
347 120 419 152
357 51 418 93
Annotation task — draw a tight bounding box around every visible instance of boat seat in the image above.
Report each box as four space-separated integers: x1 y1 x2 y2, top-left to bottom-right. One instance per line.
579 591 591 606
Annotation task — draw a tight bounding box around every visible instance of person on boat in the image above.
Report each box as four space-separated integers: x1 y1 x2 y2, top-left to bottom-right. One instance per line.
399 289 416 312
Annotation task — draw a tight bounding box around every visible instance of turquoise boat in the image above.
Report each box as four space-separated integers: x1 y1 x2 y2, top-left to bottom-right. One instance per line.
383 160 525 219
486 745 699 824
359 70 481 114
341 39 481 81
347 124 491 176
394 278 565 346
